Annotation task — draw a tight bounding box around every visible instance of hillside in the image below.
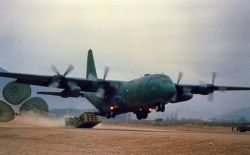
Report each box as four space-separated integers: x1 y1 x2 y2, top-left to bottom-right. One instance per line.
213 107 250 121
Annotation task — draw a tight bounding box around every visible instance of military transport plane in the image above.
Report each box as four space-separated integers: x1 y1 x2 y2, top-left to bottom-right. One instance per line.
0 49 250 120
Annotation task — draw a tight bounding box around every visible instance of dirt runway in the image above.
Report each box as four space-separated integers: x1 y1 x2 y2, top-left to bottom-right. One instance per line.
0 121 250 155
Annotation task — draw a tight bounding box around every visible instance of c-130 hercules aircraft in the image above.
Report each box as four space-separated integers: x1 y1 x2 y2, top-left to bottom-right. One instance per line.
1 49 250 120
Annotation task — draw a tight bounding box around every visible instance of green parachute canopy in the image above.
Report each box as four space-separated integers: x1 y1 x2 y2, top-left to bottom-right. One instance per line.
20 97 48 116
3 81 31 105
0 100 15 122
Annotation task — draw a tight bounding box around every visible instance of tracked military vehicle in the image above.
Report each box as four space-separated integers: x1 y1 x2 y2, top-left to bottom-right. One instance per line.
65 112 101 128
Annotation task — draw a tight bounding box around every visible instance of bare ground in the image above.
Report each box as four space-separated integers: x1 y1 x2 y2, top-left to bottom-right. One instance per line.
0 118 250 155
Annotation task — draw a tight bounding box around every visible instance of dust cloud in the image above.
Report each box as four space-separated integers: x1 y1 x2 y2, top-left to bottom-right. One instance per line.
8 112 66 127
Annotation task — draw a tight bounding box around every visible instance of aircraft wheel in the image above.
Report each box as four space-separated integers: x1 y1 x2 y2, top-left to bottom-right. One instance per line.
142 112 148 119
155 105 161 112
110 111 116 118
106 113 111 119
160 104 165 112
156 104 165 112
136 113 142 120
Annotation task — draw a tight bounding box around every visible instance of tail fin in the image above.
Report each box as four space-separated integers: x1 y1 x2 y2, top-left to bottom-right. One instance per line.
86 49 98 80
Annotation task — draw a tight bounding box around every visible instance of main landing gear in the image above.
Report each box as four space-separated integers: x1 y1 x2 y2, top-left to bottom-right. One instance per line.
155 104 165 112
135 108 152 120
106 111 116 118
106 105 117 119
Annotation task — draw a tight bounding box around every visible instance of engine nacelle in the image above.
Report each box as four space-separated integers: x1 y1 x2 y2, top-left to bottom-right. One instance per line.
196 86 212 95
190 85 214 95
170 92 193 103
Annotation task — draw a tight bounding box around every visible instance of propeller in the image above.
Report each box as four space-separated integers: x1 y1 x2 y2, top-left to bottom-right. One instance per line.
172 72 183 102
48 81 60 88
51 65 60 76
51 64 74 77
177 72 183 85
103 66 110 80
212 72 217 85
64 64 74 77
208 72 217 102
98 66 117 99
49 64 75 88
197 72 217 101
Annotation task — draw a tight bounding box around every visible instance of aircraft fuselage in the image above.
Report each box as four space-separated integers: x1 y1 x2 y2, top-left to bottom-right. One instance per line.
84 74 176 119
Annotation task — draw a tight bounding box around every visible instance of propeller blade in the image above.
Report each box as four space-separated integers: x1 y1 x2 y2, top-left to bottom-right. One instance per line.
177 72 183 85
51 65 61 75
96 88 106 98
103 66 110 80
67 81 81 92
48 81 60 88
64 64 74 76
171 94 177 102
212 72 217 85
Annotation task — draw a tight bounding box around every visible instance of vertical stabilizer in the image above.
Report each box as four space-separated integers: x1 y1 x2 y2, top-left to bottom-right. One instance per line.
86 49 98 80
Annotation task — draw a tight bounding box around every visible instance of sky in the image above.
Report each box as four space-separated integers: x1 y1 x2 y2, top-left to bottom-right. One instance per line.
1 0 250 119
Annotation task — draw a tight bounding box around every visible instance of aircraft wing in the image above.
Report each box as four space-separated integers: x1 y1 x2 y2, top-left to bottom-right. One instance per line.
176 84 250 95
0 71 97 92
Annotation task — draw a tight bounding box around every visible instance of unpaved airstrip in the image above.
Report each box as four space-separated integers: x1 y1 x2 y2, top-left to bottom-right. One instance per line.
0 117 250 155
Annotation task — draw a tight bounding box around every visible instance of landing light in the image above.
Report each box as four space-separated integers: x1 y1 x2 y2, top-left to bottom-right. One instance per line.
148 108 152 112
110 106 114 110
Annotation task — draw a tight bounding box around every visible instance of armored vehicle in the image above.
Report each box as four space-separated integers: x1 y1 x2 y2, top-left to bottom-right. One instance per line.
65 112 101 128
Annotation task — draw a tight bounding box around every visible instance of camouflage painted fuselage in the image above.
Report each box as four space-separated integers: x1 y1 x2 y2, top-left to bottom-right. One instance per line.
84 74 176 116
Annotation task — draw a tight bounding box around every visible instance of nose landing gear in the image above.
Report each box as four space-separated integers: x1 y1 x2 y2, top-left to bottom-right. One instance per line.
156 104 165 112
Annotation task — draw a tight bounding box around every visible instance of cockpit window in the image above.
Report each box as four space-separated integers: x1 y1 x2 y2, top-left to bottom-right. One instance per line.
150 74 172 82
